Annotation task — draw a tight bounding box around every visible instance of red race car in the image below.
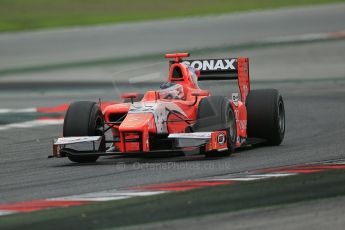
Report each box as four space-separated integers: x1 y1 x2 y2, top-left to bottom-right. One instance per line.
52 53 285 163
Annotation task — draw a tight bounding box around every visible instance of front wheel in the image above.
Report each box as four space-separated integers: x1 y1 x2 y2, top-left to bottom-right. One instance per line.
193 96 237 157
63 101 105 163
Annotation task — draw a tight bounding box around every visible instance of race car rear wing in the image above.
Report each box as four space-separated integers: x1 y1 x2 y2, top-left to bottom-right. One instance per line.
182 57 250 102
166 53 250 101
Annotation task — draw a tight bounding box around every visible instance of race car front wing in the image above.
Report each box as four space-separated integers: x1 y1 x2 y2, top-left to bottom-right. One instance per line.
51 131 229 158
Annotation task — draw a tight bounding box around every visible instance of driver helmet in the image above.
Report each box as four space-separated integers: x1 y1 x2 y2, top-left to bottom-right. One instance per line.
159 82 184 100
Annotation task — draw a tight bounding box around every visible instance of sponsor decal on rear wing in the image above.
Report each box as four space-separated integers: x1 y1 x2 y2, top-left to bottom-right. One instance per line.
182 59 238 80
177 59 239 80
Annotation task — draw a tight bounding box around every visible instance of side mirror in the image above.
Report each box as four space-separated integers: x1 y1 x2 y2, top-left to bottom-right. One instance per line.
192 91 209 97
121 92 140 104
191 90 209 106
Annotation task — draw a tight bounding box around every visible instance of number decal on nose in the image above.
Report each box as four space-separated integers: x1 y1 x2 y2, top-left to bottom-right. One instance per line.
217 132 226 145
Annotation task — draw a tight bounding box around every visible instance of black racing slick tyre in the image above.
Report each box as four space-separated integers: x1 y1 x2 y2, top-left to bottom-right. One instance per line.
193 96 237 157
63 101 105 163
246 89 285 145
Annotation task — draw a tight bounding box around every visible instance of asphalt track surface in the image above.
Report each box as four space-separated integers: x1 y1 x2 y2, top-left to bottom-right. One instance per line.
0 3 345 207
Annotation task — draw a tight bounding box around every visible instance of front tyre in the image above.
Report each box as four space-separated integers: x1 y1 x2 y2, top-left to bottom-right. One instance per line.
63 101 105 163
193 96 237 157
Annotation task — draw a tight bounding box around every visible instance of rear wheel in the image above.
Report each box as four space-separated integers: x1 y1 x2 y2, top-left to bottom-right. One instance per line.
63 101 105 163
246 89 285 145
193 96 237 157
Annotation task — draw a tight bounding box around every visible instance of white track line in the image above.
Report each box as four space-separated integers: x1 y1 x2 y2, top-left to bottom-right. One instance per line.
0 108 37 114
1 160 342 217
0 119 63 131
0 210 18 216
263 32 343 43
207 173 296 181
215 177 263 181
41 173 297 203
247 173 297 178
48 190 167 202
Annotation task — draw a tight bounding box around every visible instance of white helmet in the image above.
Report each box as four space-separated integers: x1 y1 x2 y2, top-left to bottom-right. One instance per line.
158 82 184 100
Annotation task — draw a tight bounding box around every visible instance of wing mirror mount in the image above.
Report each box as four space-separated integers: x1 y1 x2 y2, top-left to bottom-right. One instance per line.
191 91 209 97
121 92 140 104
191 90 209 105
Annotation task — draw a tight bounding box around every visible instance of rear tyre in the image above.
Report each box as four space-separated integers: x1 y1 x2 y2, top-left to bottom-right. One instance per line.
193 96 237 157
246 89 285 145
63 101 105 163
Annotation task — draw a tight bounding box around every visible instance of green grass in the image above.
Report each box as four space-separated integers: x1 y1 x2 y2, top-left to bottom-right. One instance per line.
1 169 345 230
0 0 344 32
